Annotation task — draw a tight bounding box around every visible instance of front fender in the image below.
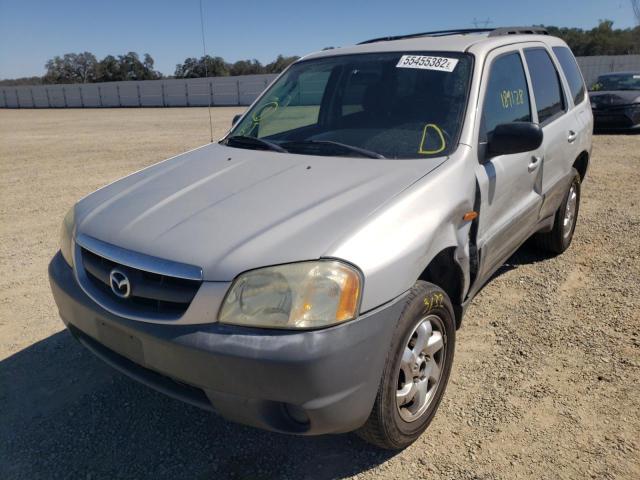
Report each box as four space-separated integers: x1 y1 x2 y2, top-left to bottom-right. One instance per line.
327 149 476 312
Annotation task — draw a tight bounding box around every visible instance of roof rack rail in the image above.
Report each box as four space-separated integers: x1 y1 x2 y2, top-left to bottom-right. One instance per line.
358 26 549 45
358 28 492 45
488 26 549 37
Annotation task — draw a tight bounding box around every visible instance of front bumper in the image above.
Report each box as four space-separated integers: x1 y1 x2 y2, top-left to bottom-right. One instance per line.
49 252 405 435
592 104 640 130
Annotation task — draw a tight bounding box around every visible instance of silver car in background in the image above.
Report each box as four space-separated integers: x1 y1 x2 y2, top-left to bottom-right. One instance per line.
49 27 592 449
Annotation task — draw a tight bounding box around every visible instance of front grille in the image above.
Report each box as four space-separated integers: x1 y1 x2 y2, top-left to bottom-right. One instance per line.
80 247 201 318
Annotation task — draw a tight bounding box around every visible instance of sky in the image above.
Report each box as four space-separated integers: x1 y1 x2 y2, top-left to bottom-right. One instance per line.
0 0 637 79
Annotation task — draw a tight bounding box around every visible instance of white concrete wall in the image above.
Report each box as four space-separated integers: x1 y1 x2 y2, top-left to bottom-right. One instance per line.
2 55 640 109
0 74 277 108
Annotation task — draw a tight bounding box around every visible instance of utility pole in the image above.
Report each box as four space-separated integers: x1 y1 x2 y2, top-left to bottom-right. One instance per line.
472 18 493 28
631 0 640 26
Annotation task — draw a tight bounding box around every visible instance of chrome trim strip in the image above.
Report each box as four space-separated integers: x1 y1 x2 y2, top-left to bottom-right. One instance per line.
71 236 225 324
75 233 203 281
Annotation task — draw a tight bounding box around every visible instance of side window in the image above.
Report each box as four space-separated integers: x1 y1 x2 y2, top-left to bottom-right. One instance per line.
482 52 531 138
524 48 566 125
552 46 586 106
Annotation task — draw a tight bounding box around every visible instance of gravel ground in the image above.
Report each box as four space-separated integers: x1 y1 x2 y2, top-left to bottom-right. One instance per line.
1 108 639 480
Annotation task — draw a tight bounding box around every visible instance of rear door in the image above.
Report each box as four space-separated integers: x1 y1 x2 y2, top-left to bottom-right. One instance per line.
521 45 576 220
474 47 544 277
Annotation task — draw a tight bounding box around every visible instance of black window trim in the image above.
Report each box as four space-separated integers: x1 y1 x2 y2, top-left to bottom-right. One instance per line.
522 46 568 127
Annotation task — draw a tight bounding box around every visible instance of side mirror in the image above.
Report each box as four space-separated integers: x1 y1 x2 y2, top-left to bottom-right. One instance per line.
487 122 543 157
232 114 242 126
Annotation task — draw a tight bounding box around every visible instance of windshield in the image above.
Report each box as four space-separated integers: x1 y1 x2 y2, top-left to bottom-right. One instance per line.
590 73 640 91
225 52 473 159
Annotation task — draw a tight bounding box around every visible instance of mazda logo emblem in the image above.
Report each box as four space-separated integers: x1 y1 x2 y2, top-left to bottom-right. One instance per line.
109 268 131 298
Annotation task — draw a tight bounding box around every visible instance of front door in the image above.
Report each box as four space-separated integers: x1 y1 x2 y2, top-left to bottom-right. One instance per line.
474 47 544 279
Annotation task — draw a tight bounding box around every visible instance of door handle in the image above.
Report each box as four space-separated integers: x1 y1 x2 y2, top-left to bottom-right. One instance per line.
567 130 577 143
528 155 542 172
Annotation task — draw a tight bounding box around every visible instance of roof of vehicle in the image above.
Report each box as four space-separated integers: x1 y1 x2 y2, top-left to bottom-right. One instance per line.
304 27 567 61
597 71 640 76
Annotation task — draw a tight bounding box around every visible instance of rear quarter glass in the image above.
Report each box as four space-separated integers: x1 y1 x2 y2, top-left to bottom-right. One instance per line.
552 46 586 106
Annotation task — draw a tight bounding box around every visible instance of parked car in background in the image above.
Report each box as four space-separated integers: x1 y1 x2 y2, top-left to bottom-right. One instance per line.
49 27 592 450
589 72 640 131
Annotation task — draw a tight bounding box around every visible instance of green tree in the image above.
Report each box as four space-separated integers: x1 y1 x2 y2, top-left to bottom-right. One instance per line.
96 55 121 82
117 52 162 81
229 59 264 76
264 55 300 73
43 52 98 84
174 55 230 78
545 20 640 55
0 76 43 86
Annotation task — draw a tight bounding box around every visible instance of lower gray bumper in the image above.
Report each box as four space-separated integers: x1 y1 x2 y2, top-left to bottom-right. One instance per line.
593 105 640 130
48 252 405 435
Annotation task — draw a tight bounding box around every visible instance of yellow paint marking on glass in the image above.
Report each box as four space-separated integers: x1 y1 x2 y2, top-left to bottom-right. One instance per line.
252 101 279 122
418 123 446 155
237 101 279 136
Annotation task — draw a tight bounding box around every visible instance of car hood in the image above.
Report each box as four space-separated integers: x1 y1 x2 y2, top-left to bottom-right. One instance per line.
589 90 640 106
75 143 445 280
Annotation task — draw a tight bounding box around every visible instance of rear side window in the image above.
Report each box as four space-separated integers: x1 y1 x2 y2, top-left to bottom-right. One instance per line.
552 46 586 106
524 48 566 125
482 52 531 137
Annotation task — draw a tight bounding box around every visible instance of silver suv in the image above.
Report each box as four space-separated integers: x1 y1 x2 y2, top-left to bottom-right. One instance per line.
49 27 592 449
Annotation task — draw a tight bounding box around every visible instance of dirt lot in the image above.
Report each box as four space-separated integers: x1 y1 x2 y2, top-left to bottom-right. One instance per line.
1 108 639 480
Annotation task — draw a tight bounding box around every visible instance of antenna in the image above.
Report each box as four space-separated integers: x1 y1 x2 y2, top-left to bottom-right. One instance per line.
199 0 214 142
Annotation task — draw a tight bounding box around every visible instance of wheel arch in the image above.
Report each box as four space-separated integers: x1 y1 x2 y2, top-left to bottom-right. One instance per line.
573 150 589 181
417 247 465 328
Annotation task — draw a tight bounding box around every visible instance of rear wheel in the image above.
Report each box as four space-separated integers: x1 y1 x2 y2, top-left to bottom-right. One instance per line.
357 281 455 450
536 168 581 254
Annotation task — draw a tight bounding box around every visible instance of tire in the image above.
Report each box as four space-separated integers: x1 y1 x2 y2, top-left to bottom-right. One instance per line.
535 168 581 255
357 281 456 450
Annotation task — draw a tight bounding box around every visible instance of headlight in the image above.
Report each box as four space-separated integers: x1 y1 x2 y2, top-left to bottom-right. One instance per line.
60 206 75 267
219 260 362 329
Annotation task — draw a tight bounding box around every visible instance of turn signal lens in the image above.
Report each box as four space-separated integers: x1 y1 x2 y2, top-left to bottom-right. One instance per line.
336 272 360 321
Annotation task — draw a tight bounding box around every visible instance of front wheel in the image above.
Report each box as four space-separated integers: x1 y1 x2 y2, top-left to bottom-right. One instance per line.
357 281 456 450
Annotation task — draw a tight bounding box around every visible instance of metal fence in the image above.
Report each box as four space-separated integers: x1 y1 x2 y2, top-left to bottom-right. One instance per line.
576 55 640 86
0 74 277 108
2 55 640 109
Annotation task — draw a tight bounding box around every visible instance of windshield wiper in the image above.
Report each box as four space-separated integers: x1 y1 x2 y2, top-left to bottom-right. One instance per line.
281 140 385 159
222 135 288 153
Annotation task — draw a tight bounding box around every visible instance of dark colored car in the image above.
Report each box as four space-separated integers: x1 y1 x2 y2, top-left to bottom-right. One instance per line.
589 72 640 131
